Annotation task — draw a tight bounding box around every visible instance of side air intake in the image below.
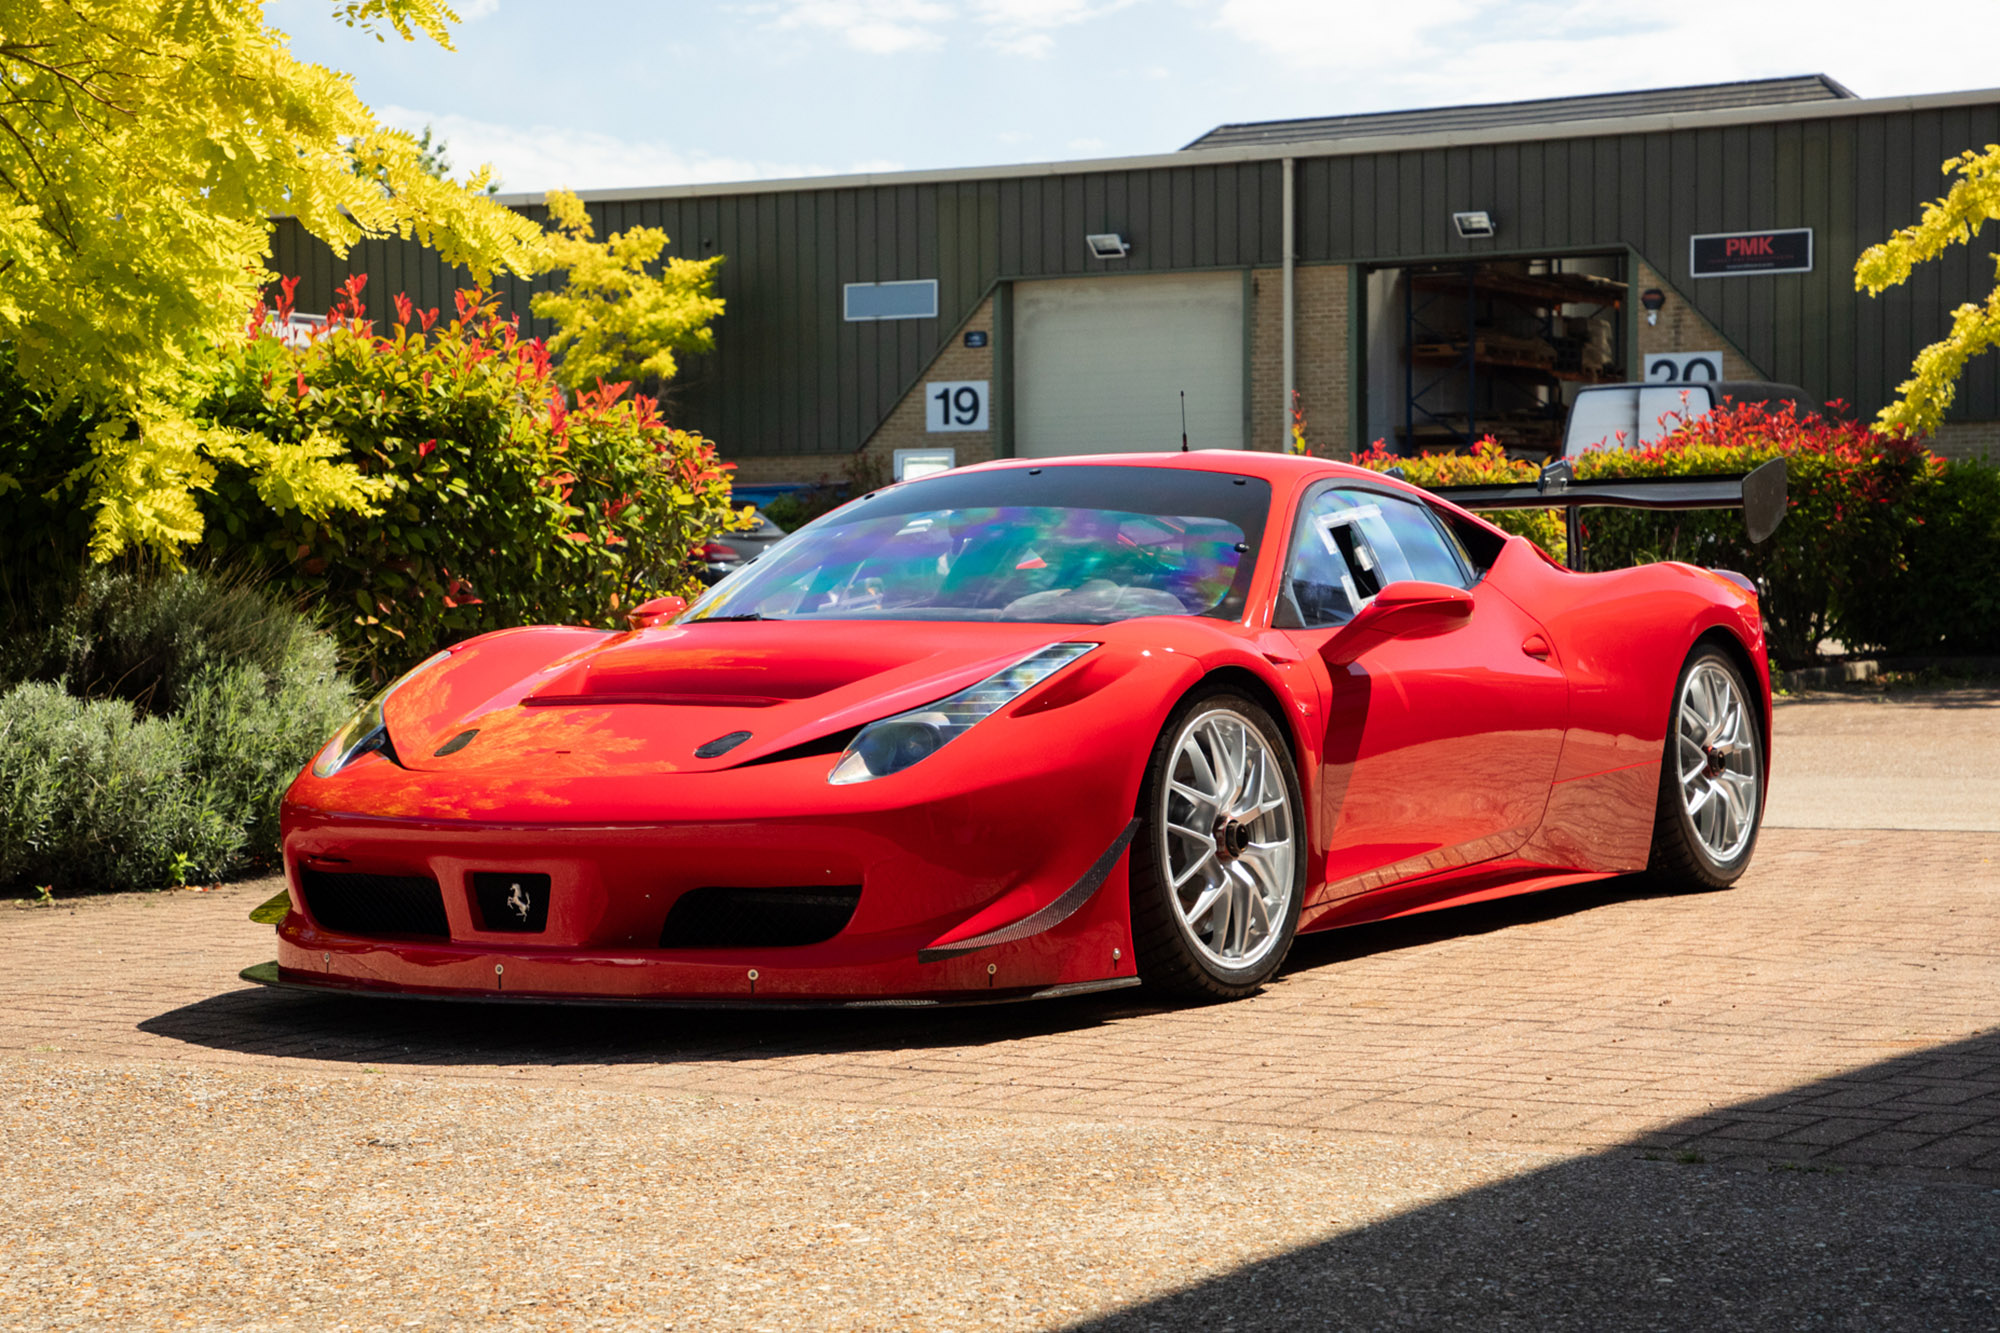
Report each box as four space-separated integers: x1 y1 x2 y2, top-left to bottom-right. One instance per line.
658 886 862 949
298 869 451 940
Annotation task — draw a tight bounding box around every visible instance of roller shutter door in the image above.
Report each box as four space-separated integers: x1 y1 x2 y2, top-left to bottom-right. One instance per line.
1013 272 1245 457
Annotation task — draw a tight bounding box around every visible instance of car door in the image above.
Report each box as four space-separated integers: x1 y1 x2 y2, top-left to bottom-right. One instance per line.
1276 484 1569 900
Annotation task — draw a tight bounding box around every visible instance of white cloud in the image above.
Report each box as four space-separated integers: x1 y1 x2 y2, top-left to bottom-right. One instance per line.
377 107 894 192
1212 0 2000 103
765 0 953 53
456 0 499 18
973 0 1135 55
754 0 1133 58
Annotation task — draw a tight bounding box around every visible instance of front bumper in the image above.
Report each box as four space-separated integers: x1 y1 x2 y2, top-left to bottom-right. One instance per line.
269 780 1141 1003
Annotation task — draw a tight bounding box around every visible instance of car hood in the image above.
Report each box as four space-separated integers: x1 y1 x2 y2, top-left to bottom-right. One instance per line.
382 619 1105 778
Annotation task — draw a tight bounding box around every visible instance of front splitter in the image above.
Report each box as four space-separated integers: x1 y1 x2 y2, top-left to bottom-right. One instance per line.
238 961 1142 1011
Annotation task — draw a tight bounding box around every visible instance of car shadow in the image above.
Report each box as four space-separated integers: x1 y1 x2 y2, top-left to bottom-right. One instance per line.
1281 869 1706 970
1065 1027 2000 1331
140 871 1705 1067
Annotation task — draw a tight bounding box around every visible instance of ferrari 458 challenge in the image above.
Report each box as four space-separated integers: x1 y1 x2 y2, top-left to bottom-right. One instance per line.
247 450 1783 1006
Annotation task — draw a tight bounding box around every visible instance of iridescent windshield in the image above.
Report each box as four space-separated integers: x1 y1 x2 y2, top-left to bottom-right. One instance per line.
687 466 1269 624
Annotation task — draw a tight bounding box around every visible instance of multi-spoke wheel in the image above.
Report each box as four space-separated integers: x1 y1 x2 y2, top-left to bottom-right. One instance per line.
1129 690 1305 999
1649 645 1765 888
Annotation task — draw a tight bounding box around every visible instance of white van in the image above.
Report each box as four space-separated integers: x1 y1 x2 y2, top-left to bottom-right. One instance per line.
1561 381 1812 457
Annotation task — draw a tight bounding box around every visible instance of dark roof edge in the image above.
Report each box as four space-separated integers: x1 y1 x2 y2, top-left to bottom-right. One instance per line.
1183 74 1860 150
494 83 1998 207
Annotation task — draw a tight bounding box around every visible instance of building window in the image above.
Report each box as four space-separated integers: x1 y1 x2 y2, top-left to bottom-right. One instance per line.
844 280 938 322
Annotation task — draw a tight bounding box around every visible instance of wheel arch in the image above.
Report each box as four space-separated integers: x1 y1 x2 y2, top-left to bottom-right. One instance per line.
1187 664 1304 764
1175 662 1322 854
1691 624 1772 772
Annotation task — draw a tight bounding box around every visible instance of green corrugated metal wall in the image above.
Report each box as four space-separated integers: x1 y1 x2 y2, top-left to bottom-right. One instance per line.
270 102 2000 457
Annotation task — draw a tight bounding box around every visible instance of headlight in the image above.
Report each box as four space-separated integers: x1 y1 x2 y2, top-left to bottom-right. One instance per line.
828 643 1096 785
311 650 452 778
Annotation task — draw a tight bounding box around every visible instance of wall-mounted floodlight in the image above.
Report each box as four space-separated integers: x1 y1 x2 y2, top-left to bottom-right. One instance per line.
1452 211 1495 239
1085 233 1131 260
1640 287 1666 326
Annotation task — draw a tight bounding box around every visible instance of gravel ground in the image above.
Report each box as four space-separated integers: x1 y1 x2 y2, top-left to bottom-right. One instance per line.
4 1058 1994 1332
1 1057 1548 1331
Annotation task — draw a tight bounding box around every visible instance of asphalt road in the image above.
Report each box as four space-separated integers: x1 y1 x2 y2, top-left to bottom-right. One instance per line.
1 687 1996 1331
1765 687 2000 831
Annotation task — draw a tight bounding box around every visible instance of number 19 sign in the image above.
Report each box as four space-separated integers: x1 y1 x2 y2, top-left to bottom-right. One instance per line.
926 381 989 432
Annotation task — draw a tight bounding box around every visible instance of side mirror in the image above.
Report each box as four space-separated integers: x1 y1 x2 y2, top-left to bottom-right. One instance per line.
625 594 688 631
1324 581 1473 665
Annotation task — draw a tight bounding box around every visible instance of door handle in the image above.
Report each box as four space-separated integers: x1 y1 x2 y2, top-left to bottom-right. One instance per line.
1521 634 1552 661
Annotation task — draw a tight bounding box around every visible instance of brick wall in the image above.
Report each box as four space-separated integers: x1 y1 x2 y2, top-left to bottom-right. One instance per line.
1932 420 2000 462
1250 264 1350 455
725 294 1000 486
1631 259 2000 461
1632 259 1764 381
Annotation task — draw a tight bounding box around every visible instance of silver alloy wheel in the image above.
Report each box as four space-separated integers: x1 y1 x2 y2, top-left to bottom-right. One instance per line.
1160 706 1297 972
1676 659 1760 863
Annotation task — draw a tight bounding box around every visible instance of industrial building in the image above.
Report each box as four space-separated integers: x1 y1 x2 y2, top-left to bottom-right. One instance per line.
274 75 2000 481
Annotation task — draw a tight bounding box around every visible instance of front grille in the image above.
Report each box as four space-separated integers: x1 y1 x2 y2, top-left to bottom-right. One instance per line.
658 886 862 949
298 869 450 940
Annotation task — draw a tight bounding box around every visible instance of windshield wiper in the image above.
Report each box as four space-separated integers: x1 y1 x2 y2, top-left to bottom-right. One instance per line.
697 613 778 622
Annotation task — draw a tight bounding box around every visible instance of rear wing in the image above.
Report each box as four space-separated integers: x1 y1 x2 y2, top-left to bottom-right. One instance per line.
1413 457 1787 568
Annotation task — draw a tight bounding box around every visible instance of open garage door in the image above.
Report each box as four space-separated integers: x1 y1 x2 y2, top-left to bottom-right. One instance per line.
1014 272 1245 457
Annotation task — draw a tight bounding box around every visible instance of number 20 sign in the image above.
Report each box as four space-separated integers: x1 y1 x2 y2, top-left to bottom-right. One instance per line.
926 381 989 433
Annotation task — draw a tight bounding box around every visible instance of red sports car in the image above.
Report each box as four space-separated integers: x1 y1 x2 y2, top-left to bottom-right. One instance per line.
248 451 1778 1006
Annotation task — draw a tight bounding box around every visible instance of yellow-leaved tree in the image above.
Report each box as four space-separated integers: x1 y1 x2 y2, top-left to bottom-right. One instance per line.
1856 144 2000 435
530 189 726 392
0 0 547 559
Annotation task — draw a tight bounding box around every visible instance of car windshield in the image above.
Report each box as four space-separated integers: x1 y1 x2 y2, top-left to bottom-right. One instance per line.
687 465 1270 624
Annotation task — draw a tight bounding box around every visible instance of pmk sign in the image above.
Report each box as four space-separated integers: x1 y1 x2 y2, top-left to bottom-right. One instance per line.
1689 228 1813 278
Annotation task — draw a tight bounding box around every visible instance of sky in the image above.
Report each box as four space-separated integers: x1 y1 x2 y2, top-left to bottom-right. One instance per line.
276 1 2000 196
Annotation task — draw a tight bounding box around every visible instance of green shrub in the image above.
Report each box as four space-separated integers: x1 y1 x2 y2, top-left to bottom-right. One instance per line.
197 278 749 681
760 454 884 533
1351 441 1564 554
762 483 852 533
0 570 355 894
1840 457 2000 655
0 565 316 715
175 635 355 855
0 682 238 892
1352 404 1943 668
1566 406 1930 668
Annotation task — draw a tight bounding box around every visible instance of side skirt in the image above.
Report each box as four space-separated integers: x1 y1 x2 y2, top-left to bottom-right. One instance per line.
1298 865 1618 934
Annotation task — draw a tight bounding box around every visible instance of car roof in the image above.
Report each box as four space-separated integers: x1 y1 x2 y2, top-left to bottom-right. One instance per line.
904 449 1510 543
954 449 1385 486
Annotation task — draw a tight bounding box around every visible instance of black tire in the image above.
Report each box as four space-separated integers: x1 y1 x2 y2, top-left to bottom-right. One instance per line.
1647 643 1765 890
1129 688 1307 1000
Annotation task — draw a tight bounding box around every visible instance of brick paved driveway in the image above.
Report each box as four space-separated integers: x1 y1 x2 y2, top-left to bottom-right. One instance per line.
3 690 1997 1329
7 826 1997 1175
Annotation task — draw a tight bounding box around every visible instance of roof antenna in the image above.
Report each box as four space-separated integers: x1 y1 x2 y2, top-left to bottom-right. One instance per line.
1180 390 1189 452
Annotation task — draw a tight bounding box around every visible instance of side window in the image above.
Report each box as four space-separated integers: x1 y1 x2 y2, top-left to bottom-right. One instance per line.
1371 494 1473 589
1284 489 1469 629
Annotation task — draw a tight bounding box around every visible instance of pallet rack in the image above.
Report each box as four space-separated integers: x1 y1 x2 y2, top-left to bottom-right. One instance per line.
1401 262 1627 456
